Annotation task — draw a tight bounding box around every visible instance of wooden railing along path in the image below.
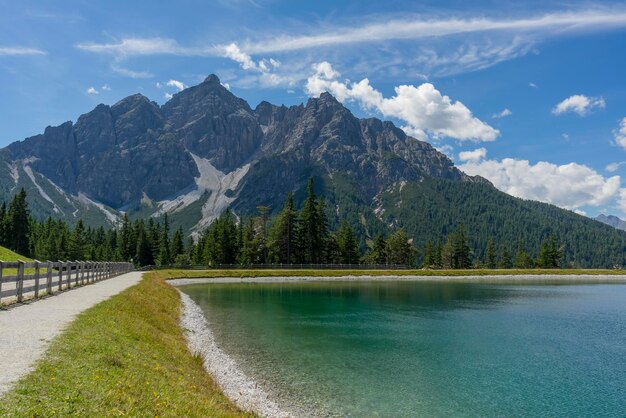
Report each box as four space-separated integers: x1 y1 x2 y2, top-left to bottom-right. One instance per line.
0 261 134 306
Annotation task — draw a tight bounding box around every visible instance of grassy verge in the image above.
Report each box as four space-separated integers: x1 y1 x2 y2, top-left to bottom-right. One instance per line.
156 268 626 279
0 271 251 417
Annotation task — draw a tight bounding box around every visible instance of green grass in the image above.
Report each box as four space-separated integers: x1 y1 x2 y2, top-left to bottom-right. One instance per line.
0 271 251 417
0 245 31 262
156 268 626 279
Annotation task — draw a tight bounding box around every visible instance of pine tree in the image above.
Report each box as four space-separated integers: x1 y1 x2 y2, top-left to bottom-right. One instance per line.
135 226 153 266
386 229 414 265
0 202 7 247
498 245 512 269
170 226 185 260
68 219 86 259
537 234 563 268
365 234 388 264
514 241 534 268
297 178 323 263
336 221 359 264
7 188 31 256
453 224 472 269
157 213 171 266
267 193 298 263
485 239 497 269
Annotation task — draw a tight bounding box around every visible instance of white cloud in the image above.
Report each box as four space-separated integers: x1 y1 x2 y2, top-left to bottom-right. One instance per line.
221 43 259 71
552 94 605 116
76 37 200 56
574 209 587 216
492 108 512 119
459 147 487 162
435 144 454 157
164 92 173 100
607 162 626 172
86 87 98 95
101 84 111 91
240 10 626 54
111 64 153 79
166 79 186 91
460 157 621 210
222 82 231 90
529 82 538 88
562 133 570 140
0 47 47 56
305 62 498 142
613 117 626 150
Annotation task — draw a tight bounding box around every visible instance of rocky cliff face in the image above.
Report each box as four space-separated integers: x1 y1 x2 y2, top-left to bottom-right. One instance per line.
0 74 482 233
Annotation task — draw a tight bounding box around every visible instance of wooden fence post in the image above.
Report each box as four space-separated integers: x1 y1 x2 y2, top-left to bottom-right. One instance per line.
34 260 41 298
16 260 25 303
0 261 3 305
46 261 53 294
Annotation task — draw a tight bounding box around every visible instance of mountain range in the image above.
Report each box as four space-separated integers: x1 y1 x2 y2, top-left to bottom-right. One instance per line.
1 74 625 267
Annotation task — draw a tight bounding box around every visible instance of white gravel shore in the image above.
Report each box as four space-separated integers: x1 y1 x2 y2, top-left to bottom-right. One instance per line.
178 291 295 418
169 274 626 287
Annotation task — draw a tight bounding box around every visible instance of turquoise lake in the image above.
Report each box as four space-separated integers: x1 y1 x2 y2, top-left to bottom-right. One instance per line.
181 280 626 417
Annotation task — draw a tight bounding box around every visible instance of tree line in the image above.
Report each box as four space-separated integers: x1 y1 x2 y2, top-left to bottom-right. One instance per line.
1 184 565 269
0 188 188 265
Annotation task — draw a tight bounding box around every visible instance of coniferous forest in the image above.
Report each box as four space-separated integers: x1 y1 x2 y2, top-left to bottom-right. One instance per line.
0 180 580 269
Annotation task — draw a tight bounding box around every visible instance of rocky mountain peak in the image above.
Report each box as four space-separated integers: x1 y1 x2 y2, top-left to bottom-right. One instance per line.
202 74 221 85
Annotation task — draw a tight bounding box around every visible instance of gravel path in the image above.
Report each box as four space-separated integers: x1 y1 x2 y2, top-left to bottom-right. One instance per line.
0 271 143 396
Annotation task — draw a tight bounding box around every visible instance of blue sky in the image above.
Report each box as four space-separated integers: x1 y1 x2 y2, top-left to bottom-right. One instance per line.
2 0 626 217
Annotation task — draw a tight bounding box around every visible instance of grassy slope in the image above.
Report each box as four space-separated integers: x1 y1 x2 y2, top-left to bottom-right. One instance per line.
0 271 250 417
0 245 31 262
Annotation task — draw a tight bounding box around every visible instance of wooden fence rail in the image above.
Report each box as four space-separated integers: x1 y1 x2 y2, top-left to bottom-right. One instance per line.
0 261 134 306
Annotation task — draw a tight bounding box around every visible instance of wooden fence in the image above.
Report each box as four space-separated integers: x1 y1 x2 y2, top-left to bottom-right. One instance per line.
0 261 134 306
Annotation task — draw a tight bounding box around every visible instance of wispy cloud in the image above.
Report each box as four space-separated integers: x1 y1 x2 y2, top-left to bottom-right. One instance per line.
613 117 626 150
86 87 98 95
75 8 626 82
552 94 605 116
76 37 208 57
492 108 512 119
0 47 47 56
111 64 153 79
240 9 626 54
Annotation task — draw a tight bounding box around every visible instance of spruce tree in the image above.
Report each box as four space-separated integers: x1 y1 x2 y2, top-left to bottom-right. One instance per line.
170 226 185 260
386 229 414 265
370 235 388 264
267 193 298 263
485 239 497 269
336 221 359 264
68 219 86 259
7 188 31 256
297 178 323 263
498 245 512 269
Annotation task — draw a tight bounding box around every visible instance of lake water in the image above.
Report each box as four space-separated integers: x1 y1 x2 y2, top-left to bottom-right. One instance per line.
181 280 626 417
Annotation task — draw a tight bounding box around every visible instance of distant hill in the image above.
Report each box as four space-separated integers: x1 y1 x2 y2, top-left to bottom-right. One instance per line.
1 74 626 267
596 214 626 232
